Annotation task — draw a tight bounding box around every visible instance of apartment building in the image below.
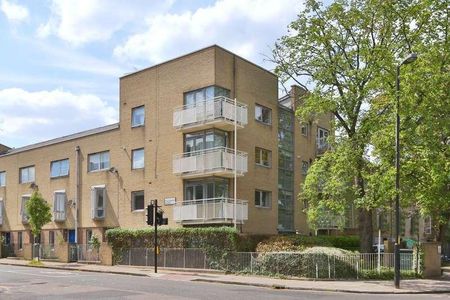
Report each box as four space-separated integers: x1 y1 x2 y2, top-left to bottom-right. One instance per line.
0 45 331 256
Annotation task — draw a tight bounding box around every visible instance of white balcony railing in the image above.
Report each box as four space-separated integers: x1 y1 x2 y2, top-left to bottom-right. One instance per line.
54 211 66 222
173 147 248 177
173 198 248 224
173 96 248 130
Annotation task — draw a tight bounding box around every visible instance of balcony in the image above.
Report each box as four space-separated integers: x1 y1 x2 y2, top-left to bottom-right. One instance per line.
173 147 248 178
173 198 248 224
173 97 248 132
54 211 66 222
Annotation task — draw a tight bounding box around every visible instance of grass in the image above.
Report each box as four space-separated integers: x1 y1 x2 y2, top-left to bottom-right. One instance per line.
28 259 44 267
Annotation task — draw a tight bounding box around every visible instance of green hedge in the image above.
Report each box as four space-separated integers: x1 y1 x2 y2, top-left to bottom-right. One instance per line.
255 235 360 252
106 227 239 264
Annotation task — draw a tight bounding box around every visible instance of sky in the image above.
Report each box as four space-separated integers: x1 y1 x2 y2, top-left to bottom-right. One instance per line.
0 0 304 148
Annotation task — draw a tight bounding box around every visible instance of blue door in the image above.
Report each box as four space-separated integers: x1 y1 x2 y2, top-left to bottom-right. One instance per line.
68 230 76 244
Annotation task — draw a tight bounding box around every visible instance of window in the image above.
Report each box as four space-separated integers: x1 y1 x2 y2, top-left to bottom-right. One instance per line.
185 179 228 201
53 191 66 221
20 195 30 223
424 216 432 235
49 231 55 246
317 127 329 150
91 186 106 219
184 86 230 106
0 199 3 225
301 161 309 175
255 148 271 167
300 123 310 136
0 171 5 186
50 159 69 178
184 129 228 153
18 232 23 250
131 106 145 127
131 191 145 211
255 190 271 208
86 229 93 244
255 104 272 125
88 151 110 172
19 166 35 184
132 148 144 169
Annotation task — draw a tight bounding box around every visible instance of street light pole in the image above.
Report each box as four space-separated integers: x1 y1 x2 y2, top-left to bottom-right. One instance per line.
394 53 417 289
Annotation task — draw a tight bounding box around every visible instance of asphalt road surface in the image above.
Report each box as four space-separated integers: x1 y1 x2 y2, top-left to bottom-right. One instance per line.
0 265 449 299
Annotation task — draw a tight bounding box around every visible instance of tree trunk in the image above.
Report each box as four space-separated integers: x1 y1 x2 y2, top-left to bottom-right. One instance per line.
355 171 373 253
359 208 374 253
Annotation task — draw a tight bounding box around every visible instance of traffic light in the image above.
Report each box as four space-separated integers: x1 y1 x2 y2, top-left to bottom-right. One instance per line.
156 209 168 225
146 204 154 225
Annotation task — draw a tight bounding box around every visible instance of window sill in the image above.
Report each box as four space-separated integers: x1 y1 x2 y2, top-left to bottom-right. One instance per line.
50 175 70 180
88 169 109 173
131 167 144 171
255 119 272 126
255 164 271 169
132 209 145 213
19 182 34 185
131 124 145 129
255 205 271 209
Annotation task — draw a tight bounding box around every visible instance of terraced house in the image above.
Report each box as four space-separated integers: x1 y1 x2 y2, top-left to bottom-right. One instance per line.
0 45 332 259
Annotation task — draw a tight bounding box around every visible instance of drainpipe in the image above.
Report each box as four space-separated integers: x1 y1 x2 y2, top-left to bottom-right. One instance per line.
234 97 237 230
75 146 80 244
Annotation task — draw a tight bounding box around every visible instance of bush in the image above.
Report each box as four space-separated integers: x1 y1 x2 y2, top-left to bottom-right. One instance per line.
255 235 360 253
106 227 239 264
252 247 358 278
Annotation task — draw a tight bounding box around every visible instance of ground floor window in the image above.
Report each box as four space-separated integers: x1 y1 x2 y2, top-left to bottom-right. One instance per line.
18 232 23 250
131 191 145 211
49 231 55 246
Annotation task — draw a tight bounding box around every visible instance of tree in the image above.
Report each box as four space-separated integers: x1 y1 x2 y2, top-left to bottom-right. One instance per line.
26 191 52 259
272 0 445 252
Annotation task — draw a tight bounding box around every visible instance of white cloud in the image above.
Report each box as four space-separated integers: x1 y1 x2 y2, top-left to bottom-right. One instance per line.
38 0 173 45
0 88 118 147
0 0 29 23
114 0 302 65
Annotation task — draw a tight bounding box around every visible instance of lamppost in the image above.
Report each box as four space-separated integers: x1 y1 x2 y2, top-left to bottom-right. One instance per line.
395 53 417 289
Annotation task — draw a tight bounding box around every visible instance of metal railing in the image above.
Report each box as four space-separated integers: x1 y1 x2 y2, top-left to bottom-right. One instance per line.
173 147 248 176
77 244 100 262
53 211 66 222
173 96 248 129
173 198 248 223
118 248 417 279
316 137 329 154
39 244 57 260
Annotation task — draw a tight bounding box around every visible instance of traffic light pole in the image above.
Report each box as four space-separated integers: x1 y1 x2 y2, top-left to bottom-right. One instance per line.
154 199 158 274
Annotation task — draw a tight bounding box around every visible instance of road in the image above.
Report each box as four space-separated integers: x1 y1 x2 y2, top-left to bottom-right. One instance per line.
0 265 448 299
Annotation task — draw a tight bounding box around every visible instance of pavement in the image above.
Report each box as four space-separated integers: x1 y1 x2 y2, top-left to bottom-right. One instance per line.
0 258 449 295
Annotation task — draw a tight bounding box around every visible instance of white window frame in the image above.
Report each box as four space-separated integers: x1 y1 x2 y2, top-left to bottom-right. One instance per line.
20 194 31 223
131 105 145 127
88 151 110 172
317 127 329 148
50 159 69 178
53 190 66 222
255 190 271 208
131 190 145 211
424 216 432 235
255 147 271 168
132 148 145 170
255 104 272 125
301 161 309 175
0 171 6 187
91 185 106 220
19 166 35 184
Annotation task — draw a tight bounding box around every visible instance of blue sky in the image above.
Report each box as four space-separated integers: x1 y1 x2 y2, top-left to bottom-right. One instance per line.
0 0 303 148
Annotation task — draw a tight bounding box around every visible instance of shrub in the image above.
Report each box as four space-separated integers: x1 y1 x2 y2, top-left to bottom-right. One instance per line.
255 236 304 252
106 227 239 264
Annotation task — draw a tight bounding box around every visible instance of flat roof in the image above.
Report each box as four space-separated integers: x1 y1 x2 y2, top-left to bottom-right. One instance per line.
120 44 277 79
0 123 119 157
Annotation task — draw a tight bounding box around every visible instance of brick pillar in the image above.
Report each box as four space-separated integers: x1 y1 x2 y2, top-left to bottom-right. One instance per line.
56 242 70 263
422 242 441 278
99 243 113 266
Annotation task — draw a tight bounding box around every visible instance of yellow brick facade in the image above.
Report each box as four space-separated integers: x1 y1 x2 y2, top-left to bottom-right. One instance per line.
0 46 331 254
